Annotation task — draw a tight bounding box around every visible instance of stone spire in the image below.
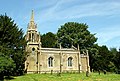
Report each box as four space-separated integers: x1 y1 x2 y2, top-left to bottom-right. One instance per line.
30 10 34 22
27 10 36 30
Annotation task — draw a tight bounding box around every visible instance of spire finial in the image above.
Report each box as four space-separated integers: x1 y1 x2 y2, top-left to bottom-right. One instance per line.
30 10 34 22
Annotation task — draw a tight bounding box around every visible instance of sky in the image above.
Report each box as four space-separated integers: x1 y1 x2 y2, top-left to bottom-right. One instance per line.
0 0 120 49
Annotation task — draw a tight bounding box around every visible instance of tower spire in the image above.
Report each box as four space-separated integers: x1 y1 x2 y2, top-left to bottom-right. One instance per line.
30 10 34 22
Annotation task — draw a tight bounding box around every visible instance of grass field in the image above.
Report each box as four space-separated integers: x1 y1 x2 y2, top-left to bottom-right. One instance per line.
5 72 120 81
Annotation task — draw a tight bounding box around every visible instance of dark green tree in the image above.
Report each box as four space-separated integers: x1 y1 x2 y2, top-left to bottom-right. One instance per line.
115 49 120 74
96 45 111 71
41 32 57 48
0 52 15 80
90 46 118 73
88 44 99 71
110 48 120 73
0 14 26 78
57 22 97 50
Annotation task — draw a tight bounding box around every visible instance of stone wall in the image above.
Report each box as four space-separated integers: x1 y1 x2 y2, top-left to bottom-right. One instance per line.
25 48 90 73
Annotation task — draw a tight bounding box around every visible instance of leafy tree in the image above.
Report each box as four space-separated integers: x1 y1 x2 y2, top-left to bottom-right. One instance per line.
115 50 120 74
90 46 119 73
96 45 112 71
0 52 15 80
0 14 26 78
41 32 57 48
110 48 120 73
88 44 99 71
57 22 97 50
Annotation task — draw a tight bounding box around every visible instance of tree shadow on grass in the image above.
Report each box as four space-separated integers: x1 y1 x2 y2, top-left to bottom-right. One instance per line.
4 76 14 80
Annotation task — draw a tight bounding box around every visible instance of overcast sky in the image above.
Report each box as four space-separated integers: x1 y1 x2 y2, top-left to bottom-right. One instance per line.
0 0 120 49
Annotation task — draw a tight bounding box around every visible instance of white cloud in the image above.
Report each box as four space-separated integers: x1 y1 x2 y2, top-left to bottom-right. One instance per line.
96 25 120 44
60 2 120 19
35 1 120 25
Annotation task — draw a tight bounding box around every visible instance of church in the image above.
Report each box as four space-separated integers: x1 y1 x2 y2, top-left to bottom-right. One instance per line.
25 11 90 73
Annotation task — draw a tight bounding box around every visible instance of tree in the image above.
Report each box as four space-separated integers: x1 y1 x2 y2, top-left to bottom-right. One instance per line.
0 14 26 78
0 52 15 80
90 46 119 73
88 44 99 71
96 45 112 71
57 22 97 50
110 48 120 73
115 49 120 74
41 32 57 48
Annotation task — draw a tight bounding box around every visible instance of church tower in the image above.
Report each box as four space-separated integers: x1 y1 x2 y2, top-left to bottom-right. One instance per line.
25 10 41 73
26 10 41 45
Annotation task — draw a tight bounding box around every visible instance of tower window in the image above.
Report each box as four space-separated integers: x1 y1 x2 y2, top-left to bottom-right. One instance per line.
32 33 34 42
48 57 53 67
29 33 31 41
68 57 73 67
32 47 35 51
32 47 35 55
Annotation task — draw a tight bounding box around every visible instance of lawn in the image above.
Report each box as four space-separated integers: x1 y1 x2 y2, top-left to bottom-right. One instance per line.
5 72 120 81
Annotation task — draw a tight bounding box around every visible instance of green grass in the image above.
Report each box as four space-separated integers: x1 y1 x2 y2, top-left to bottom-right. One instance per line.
5 72 120 81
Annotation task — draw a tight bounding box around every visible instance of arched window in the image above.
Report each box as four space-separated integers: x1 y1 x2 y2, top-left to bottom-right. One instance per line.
32 33 34 42
68 57 73 67
48 57 53 67
29 33 31 41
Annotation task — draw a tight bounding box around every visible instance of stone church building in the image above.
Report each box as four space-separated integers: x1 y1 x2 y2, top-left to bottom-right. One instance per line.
25 11 90 73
